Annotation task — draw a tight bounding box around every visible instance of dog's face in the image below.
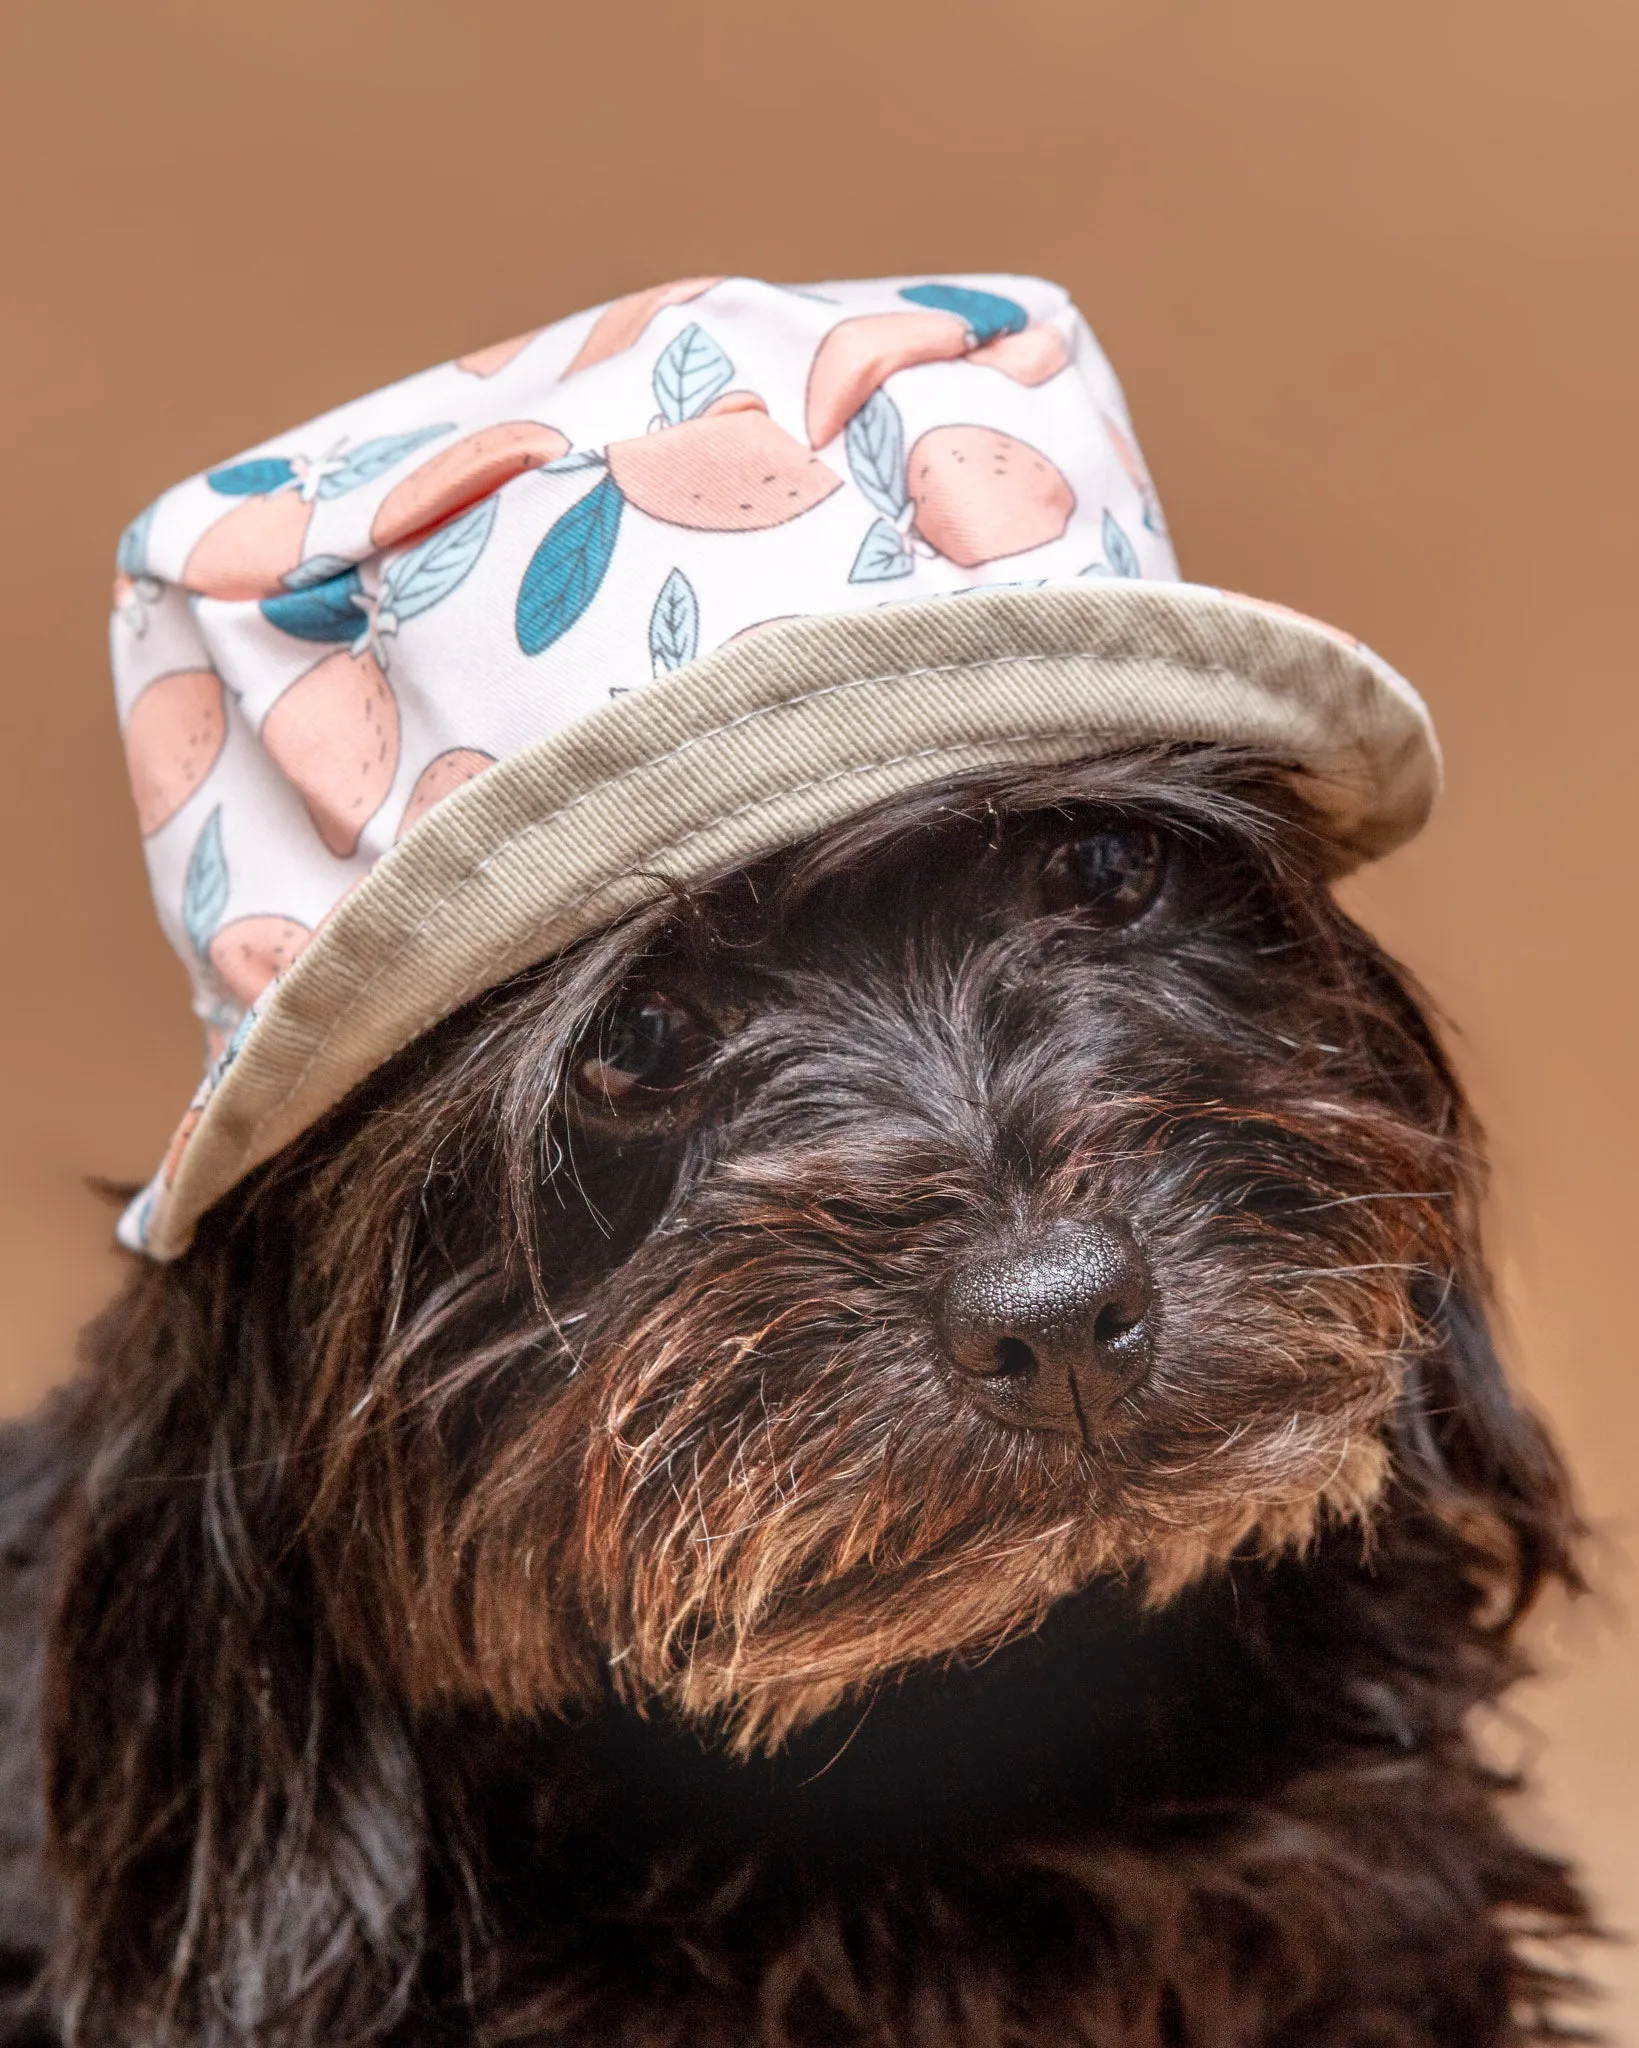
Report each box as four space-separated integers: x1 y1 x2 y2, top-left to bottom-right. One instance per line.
274 750 1469 1751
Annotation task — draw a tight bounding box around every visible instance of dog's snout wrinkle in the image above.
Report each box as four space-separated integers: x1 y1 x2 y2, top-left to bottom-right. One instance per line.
939 1222 1155 1437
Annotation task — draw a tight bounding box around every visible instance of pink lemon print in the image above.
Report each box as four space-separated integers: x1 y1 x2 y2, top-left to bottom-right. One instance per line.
124 669 227 836
262 648 400 858
908 426 1076 567
371 423 570 550
607 411 842 532
967 323 1071 386
696 389 767 418
396 748 496 840
804 310 971 447
208 914 312 1010
456 329 543 378
565 277 725 377
182 491 313 602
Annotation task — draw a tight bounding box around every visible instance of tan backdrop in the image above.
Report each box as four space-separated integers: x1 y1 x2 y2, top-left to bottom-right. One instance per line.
2 0 1634 2026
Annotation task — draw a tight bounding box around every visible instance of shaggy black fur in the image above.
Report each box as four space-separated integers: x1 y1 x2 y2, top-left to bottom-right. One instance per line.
0 748 1594 2045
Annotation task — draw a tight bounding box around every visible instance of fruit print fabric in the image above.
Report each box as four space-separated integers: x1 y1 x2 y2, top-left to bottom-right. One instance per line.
124 669 226 836
805 312 973 447
907 427 1076 568
182 425 455 600
371 424 570 549
261 648 399 858
607 409 842 531
512 333 849 655
564 278 725 376
109 272 1202 1252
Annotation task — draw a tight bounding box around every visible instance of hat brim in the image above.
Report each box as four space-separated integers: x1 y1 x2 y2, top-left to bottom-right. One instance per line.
144 579 1438 1258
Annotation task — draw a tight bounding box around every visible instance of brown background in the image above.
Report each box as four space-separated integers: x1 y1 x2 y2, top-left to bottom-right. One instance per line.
2 0 1634 2026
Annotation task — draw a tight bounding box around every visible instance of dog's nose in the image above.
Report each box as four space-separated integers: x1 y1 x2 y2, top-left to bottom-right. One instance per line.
939 1222 1154 1436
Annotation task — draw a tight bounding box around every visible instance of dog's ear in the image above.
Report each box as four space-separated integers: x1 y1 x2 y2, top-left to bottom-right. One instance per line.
43 1234 428 2048
1392 1265 1581 1623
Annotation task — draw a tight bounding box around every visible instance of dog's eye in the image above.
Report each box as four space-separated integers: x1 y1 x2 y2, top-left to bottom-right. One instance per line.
1040 823 1167 926
574 995 711 1108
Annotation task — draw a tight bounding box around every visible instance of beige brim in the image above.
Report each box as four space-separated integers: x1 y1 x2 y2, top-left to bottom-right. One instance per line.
148 580 1439 1258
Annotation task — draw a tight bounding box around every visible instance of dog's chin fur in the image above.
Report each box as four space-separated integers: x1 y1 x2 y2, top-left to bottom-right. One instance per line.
0 746 1595 2045
537 1251 1399 1752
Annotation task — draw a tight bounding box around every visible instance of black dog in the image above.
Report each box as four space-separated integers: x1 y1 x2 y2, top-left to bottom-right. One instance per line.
0 747 1591 2046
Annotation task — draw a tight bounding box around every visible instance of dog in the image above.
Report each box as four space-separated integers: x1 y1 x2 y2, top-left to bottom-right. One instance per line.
0 745 1592 2046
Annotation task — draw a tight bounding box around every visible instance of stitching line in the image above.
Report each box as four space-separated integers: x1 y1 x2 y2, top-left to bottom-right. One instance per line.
584 727 1074 886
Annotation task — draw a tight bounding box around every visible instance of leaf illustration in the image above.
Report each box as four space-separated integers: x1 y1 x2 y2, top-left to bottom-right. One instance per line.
844 390 908 519
315 424 454 499
541 449 608 473
116 502 155 576
382 498 498 623
648 567 700 674
515 474 626 656
215 1002 259 1076
849 517 915 584
1101 508 1142 579
182 806 230 958
207 457 298 497
259 566 369 642
898 282 1029 347
653 324 735 425
281 552 355 590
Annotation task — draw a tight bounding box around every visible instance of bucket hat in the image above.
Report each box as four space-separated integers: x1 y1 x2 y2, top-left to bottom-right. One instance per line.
109 272 1439 1258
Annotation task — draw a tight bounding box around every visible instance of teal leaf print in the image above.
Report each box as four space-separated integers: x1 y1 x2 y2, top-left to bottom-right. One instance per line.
315 424 454 499
849 517 915 584
648 567 700 674
1101 509 1142 579
207 457 297 496
516 474 626 656
653 324 734 425
899 282 1028 346
844 390 908 519
383 499 497 624
182 806 230 958
260 566 369 641
281 552 354 590
215 1002 259 1077
116 502 155 576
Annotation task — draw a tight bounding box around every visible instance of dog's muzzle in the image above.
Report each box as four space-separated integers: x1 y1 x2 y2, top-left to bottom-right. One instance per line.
937 1221 1155 1437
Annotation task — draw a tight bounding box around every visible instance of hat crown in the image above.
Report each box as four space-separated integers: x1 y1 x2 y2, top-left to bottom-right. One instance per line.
113 272 1175 1066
